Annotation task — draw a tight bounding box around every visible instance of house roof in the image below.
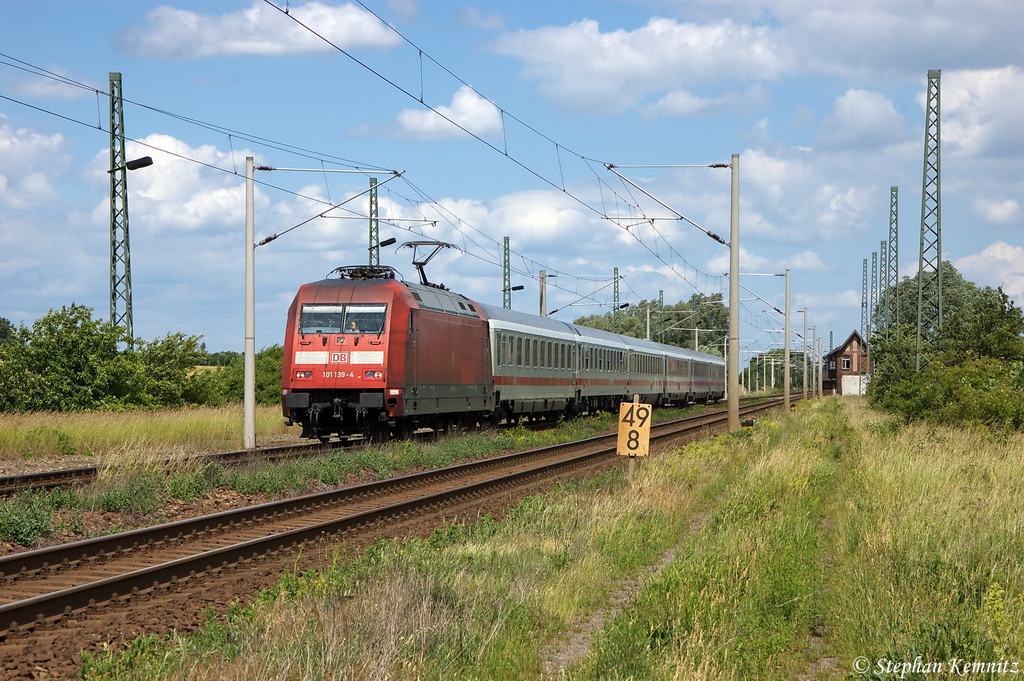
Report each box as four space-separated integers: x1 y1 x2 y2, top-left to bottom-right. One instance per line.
825 330 866 360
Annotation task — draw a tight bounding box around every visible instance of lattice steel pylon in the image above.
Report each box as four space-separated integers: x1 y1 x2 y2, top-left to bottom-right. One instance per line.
870 251 878 340
861 258 869 342
108 72 133 343
878 241 887 337
368 177 379 265
887 187 899 334
613 267 619 308
502 236 512 309
916 69 942 371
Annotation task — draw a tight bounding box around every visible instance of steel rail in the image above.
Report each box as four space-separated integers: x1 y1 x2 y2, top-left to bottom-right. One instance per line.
0 398 781 634
0 397 777 580
0 397 772 497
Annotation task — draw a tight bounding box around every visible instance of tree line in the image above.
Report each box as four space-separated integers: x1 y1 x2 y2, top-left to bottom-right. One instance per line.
573 292 729 355
0 305 282 412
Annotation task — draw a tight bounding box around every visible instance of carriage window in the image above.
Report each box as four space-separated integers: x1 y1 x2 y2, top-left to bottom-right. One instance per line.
516 337 523 366
548 341 553 368
299 304 344 334
343 304 387 334
498 334 506 366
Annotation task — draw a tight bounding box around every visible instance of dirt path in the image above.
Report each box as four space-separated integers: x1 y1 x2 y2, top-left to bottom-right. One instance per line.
539 512 709 678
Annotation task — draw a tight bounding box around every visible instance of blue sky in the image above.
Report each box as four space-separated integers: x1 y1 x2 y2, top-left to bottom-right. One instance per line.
2 0 1023 361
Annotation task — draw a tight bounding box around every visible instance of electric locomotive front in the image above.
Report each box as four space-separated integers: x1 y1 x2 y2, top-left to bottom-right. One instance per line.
281 265 410 441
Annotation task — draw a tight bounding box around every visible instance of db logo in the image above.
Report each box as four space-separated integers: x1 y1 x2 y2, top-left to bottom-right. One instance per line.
330 352 349 363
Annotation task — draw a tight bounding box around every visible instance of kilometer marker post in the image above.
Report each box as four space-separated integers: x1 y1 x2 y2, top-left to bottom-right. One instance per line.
618 395 652 485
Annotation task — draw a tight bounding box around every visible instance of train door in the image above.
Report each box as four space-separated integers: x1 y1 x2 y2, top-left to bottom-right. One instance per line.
406 309 420 405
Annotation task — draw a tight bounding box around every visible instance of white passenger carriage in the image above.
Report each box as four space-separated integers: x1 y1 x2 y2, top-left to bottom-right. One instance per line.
481 304 725 423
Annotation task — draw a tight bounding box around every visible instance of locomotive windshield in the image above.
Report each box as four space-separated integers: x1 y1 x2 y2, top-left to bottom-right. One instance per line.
299 303 387 334
343 304 387 334
299 304 344 334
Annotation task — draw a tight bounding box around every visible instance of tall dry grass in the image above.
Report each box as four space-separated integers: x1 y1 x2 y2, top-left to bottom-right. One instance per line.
0 405 291 461
823 400 1024 670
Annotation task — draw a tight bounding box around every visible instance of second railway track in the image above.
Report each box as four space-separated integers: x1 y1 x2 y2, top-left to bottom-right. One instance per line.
0 396 774 497
0 398 781 642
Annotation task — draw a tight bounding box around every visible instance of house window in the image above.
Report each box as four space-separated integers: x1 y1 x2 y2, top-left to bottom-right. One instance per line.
841 355 851 371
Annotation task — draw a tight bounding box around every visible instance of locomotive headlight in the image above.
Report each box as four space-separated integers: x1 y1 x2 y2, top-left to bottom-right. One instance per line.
295 371 313 379
364 370 384 380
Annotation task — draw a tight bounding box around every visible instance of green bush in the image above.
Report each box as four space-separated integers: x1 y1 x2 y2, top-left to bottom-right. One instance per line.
0 492 55 546
0 305 283 412
872 358 1024 429
202 345 284 405
99 476 160 515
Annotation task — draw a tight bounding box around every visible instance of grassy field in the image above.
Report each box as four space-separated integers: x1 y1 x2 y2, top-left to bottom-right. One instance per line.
79 396 1024 680
0 405 292 460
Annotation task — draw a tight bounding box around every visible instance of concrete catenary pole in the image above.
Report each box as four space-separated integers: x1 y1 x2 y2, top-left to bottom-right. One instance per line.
539 270 547 317
727 154 740 430
244 157 256 450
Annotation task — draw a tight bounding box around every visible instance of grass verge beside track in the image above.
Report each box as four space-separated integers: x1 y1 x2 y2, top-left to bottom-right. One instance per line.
79 397 1024 680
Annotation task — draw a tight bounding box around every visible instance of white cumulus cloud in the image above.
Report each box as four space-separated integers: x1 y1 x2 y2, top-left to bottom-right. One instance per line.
641 84 769 117
815 89 911 150
113 1 400 60
941 67 1024 159
396 86 503 140
493 17 792 112
0 118 69 210
955 242 1024 302
454 6 504 31
8 70 100 101
973 197 1021 225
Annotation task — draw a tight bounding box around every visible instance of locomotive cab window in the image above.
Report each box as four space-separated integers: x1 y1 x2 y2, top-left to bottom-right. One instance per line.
344 304 387 334
299 304 344 334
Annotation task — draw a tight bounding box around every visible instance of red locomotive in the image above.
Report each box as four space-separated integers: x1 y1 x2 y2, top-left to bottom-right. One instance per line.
281 265 725 441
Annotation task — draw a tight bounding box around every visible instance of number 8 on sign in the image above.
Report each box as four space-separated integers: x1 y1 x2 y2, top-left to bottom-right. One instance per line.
617 402 652 457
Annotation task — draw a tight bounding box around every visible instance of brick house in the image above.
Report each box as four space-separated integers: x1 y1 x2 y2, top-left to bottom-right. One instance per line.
823 330 872 395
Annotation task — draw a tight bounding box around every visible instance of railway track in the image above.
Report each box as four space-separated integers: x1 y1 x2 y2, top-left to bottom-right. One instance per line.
0 396 776 498
0 397 781 640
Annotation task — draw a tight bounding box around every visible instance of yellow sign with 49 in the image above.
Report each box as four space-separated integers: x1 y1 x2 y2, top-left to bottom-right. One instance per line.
616 402 652 457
